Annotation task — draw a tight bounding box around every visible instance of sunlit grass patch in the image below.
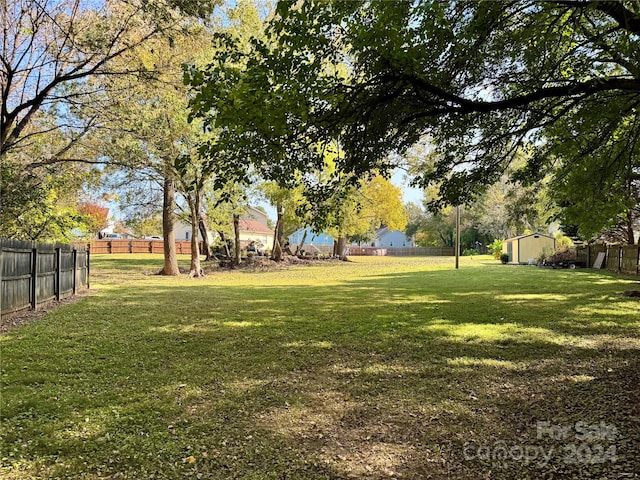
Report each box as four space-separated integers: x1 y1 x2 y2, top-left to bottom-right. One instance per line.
495 293 571 302
446 356 522 370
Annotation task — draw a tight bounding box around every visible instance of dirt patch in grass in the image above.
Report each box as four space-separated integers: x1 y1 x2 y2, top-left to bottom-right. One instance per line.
0 289 95 334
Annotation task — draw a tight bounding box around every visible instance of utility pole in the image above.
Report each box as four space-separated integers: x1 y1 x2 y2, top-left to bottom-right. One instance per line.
455 205 460 269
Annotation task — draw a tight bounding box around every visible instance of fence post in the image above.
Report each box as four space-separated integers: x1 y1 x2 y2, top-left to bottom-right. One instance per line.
636 245 640 277
55 247 61 301
86 247 91 290
0 245 3 317
31 247 38 310
618 245 623 273
72 249 78 295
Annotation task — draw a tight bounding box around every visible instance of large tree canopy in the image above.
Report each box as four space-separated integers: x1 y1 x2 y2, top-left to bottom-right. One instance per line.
0 0 219 234
187 0 640 241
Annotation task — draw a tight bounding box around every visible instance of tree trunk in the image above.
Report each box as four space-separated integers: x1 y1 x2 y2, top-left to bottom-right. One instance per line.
623 212 635 245
272 202 284 261
233 214 241 266
272 219 282 262
296 229 308 255
335 235 348 260
160 175 179 276
188 194 203 277
218 231 231 258
199 215 212 261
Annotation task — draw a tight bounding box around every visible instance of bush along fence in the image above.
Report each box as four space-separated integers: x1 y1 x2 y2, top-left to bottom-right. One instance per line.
89 239 193 254
575 244 640 276
0 239 89 318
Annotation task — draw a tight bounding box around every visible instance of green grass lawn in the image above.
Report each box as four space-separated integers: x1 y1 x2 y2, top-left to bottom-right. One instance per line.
1 255 639 479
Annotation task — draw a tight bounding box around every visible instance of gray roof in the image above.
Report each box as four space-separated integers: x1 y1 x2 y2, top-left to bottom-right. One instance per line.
505 232 555 241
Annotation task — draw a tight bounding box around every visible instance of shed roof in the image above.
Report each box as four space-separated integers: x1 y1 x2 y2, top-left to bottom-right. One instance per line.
505 232 555 241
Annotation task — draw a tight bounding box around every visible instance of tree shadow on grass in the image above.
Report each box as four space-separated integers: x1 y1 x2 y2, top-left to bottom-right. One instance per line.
1 266 638 479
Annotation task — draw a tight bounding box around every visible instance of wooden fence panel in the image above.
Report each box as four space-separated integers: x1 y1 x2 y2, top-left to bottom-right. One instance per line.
89 240 193 255
386 247 456 256
575 246 589 265
345 246 455 256
36 248 57 304
0 243 32 315
176 241 192 255
621 245 640 274
59 250 75 299
1 239 89 318
589 244 607 267
349 247 387 256
605 246 619 271
109 240 130 254
76 250 88 290
150 241 164 254
575 244 638 276
90 242 110 253
130 240 152 253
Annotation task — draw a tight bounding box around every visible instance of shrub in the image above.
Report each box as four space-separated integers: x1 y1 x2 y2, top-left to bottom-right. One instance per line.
487 239 504 260
537 246 555 264
500 253 510 264
554 233 574 251
462 248 479 256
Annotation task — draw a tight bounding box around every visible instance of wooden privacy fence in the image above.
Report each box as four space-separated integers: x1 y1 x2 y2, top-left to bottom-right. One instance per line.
90 239 192 254
386 246 456 256
576 244 640 276
1 239 89 318
348 246 456 256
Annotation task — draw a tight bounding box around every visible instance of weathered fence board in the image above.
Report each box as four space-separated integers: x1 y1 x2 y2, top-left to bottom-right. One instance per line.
1 239 89 318
576 244 639 276
605 246 620 271
621 245 639 274
589 244 607 267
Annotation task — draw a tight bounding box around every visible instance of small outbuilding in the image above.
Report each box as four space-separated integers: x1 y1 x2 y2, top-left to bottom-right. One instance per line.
503 232 556 264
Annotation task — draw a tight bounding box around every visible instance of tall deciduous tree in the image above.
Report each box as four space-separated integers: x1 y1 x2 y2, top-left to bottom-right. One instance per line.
1 0 218 247
87 17 220 275
1 0 212 184
323 176 407 259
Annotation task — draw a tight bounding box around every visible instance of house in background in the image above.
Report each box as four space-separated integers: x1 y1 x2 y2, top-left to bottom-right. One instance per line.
372 228 413 248
238 216 274 251
503 232 555 264
242 207 269 228
173 220 215 244
99 220 135 239
174 207 273 249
